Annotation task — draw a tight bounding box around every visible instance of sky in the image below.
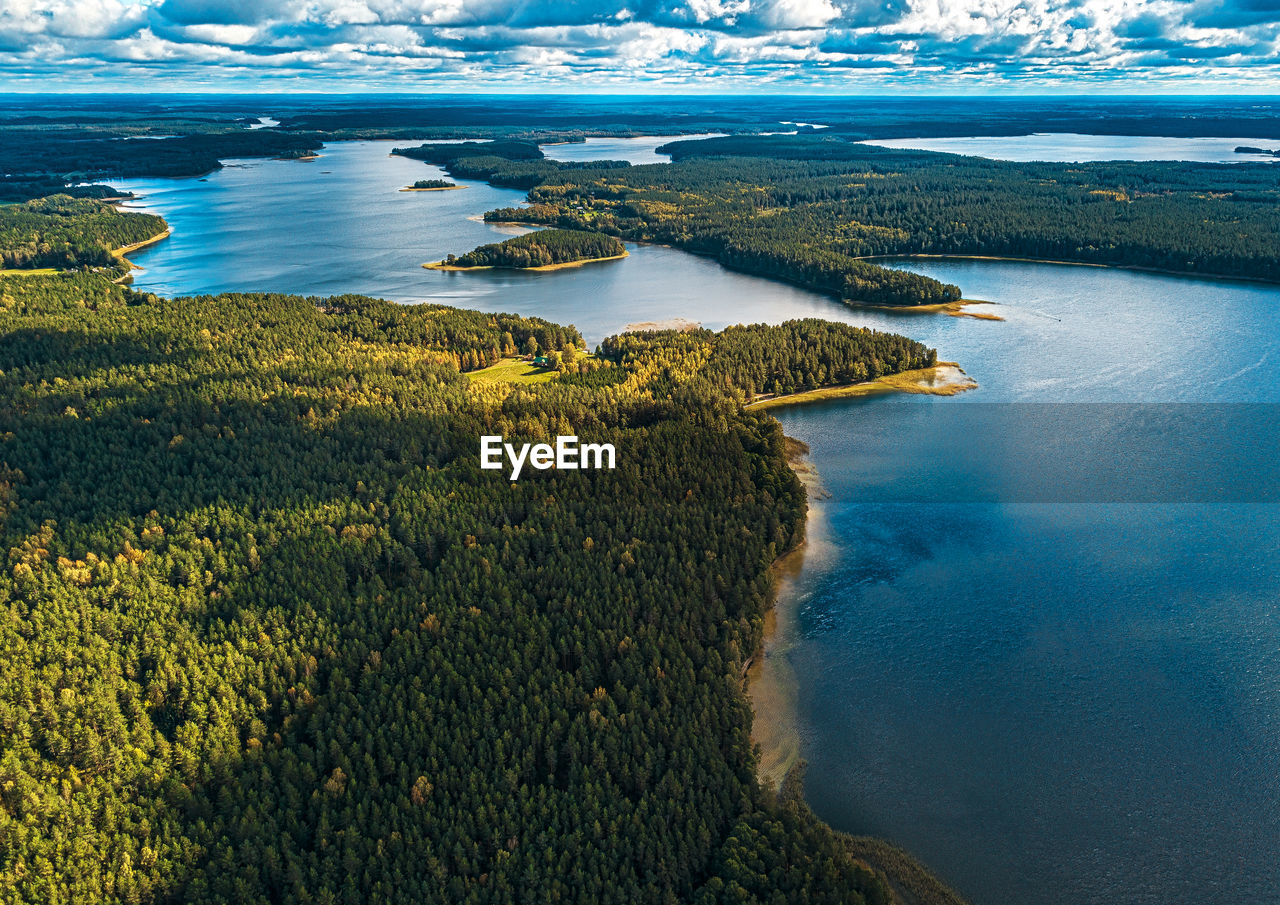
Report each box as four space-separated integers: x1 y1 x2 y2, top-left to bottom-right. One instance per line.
2 0 1279 91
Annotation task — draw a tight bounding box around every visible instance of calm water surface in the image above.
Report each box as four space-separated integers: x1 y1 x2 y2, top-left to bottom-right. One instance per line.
863 133 1280 163
542 133 725 164
115 142 1280 905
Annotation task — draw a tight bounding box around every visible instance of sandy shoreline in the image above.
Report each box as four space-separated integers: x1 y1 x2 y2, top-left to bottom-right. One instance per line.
424 251 629 272
113 228 172 260
749 436 830 790
747 361 975 788
850 297 1003 321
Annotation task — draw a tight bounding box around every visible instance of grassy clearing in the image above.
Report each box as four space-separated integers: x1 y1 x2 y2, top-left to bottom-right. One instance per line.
0 267 60 276
466 357 559 386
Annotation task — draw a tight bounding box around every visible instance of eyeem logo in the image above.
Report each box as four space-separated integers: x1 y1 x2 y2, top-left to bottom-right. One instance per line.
481 435 616 481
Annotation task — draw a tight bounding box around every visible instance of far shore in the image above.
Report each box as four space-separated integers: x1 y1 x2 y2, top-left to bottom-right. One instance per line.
424 250 629 272
746 362 977 411
857 252 1280 287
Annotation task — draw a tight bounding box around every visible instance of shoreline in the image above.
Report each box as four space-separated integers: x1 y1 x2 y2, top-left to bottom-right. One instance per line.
751 415 973 905
860 253 1280 287
747 362 977 411
424 250 629 272
2 227 173 280
113 228 171 259
747 360 975 783
113 228 172 272
749 436 828 790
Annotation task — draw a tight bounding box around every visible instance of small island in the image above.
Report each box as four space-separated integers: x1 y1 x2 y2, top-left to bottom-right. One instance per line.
1235 145 1280 157
274 147 321 161
401 178 463 191
426 228 627 271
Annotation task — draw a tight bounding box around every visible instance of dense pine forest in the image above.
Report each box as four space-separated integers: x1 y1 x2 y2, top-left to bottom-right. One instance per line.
0 196 168 270
0 131 324 184
11 96 1280 905
441 230 626 269
0 202 958 903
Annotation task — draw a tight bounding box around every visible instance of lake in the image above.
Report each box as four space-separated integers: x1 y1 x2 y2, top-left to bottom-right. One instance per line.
115 140 1280 905
542 133 726 164
862 133 1280 163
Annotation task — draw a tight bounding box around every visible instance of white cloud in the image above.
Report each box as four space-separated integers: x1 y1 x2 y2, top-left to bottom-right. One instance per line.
0 0 1278 87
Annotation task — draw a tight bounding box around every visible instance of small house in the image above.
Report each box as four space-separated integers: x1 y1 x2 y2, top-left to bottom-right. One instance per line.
532 356 551 368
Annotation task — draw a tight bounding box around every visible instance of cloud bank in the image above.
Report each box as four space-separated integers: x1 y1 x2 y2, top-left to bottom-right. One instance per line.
1 0 1279 89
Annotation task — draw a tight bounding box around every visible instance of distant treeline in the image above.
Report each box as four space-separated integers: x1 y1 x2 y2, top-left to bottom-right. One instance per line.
0 130 324 185
391 140 545 164
443 229 624 269
467 134 1280 302
11 94 1273 141
0 178 129 204
0 195 167 269
452 155 632 189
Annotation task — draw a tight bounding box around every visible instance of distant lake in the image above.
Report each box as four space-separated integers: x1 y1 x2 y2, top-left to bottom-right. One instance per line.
862 133 1280 163
542 133 725 164
115 142 1280 905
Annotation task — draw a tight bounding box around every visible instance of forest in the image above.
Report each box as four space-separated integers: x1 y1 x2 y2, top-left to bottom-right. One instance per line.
391 141 545 164
21 97 1280 905
0 196 168 270
600 320 936 398
0 248 961 903
0 130 324 189
463 134 1280 305
7 93 1280 205
441 229 626 269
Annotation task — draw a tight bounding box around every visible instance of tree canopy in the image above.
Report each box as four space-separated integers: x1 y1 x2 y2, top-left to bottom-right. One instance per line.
0 263 953 904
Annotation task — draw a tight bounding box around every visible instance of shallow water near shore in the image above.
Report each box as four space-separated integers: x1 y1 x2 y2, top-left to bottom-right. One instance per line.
113 140 1280 905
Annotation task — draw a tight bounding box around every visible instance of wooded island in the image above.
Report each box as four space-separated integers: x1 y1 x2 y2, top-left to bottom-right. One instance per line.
429 228 627 270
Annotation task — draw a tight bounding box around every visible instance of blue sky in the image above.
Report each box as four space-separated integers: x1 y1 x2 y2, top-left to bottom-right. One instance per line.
2 0 1279 91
